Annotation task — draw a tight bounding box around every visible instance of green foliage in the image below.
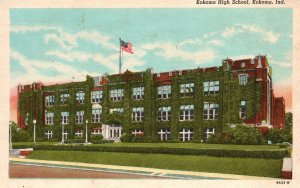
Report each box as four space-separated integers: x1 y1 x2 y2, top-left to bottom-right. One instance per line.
12 128 31 142
266 129 292 144
207 125 266 145
64 138 85 144
32 144 287 159
90 134 103 140
120 134 134 142
285 112 293 130
90 140 114 144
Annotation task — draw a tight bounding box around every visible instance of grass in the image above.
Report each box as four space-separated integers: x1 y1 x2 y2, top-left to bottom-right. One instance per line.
13 142 282 150
27 150 283 178
98 142 281 150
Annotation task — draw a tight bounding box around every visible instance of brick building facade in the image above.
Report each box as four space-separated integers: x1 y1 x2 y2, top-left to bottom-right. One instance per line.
17 55 285 142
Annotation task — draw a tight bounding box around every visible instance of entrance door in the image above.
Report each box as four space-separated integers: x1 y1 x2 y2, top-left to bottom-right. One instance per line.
108 124 122 139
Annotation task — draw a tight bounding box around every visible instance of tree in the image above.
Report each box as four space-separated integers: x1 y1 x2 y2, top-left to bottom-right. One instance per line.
285 112 293 130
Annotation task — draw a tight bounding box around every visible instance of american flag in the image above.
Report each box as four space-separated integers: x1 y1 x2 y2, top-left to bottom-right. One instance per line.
120 39 133 54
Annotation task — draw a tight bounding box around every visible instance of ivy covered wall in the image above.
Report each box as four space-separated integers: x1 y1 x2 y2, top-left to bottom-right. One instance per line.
18 67 261 141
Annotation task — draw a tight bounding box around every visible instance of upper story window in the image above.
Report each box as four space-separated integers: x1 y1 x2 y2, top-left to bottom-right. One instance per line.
75 111 84 124
60 94 70 105
91 90 103 103
45 111 54 125
180 83 194 97
203 81 220 96
157 85 171 99
203 102 219 120
110 89 124 101
240 100 247 119
109 108 124 114
76 91 85 104
132 107 144 122
132 87 144 100
157 106 171 121
45 95 55 107
61 111 69 124
239 74 248 86
92 108 102 123
179 105 194 121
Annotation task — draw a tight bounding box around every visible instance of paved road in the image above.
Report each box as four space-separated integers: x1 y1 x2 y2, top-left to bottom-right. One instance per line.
9 164 165 179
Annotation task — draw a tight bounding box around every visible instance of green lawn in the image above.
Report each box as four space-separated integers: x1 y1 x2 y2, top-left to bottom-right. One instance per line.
13 142 282 151
99 142 281 150
27 150 283 178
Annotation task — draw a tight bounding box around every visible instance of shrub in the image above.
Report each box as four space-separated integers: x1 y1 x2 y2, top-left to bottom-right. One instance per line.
266 129 292 144
65 138 85 144
13 130 31 142
90 135 103 140
91 140 114 144
208 125 267 145
120 134 134 142
32 145 287 159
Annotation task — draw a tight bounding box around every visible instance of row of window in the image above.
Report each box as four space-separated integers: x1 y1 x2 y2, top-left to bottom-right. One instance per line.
132 128 215 141
45 76 249 107
44 128 215 141
44 128 102 140
45 101 247 125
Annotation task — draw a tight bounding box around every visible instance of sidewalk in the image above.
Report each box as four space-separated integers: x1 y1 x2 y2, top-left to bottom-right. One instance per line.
9 157 276 180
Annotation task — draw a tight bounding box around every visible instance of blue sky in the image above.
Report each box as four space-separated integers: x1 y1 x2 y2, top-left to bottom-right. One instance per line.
10 8 292 87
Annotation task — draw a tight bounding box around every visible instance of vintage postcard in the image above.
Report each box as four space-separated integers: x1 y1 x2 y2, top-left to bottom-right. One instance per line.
0 0 299 188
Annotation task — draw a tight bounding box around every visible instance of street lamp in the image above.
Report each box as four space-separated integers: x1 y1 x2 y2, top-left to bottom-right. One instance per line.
9 121 13 150
61 121 65 144
85 119 88 143
33 119 36 145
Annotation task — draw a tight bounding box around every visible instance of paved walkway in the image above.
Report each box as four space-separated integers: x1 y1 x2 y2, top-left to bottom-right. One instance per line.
9 157 275 180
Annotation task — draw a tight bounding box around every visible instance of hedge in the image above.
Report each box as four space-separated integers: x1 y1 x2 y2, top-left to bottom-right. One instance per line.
31 145 287 159
90 140 114 144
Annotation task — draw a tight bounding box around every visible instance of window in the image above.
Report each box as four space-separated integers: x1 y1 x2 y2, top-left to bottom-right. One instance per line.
157 85 171 99
63 130 68 140
109 108 124 114
180 83 194 97
158 129 170 141
110 89 124 101
76 91 85 104
60 94 70 105
45 111 54 125
240 100 247 119
203 81 219 96
91 90 103 103
45 130 53 140
61 112 69 124
179 128 193 141
132 129 144 137
157 106 171 121
132 87 144 100
92 108 102 123
239 74 248 86
45 95 55 106
75 129 83 137
132 107 144 122
180 105 194 121
91 128 102 136
203 128 215 140
203 102 219 120
76 111 84 124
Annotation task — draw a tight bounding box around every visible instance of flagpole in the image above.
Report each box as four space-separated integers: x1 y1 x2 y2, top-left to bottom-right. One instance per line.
119 38 122 74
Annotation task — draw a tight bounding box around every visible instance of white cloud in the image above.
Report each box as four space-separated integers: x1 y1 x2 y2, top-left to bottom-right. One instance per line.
10 50 100 87
176 38 202 48
221 24 280 44
142 42 215 65
207 39 224 47
11 24 118 51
